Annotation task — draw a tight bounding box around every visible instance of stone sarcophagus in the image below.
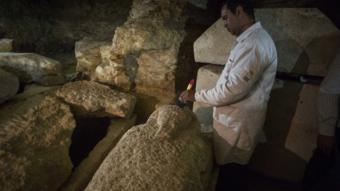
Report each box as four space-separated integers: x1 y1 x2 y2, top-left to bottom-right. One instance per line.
85 105 213 191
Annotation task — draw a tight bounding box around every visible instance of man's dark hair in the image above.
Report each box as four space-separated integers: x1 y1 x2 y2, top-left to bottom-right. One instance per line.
222 0 255 19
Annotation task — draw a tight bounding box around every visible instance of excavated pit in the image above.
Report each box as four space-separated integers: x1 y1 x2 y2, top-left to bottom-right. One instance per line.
69 116 111 169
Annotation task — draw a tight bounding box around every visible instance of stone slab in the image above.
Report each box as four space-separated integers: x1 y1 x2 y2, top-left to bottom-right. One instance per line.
55 81 136 118
0 52 65 85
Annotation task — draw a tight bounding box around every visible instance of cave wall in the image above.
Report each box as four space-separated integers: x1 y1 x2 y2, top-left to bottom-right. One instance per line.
0 0 132 57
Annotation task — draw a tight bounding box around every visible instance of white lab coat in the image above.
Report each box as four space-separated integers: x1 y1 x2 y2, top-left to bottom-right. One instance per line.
318 48 340 136
195 22 277 165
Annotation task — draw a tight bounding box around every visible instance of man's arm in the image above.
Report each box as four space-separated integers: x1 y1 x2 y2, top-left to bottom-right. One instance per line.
195 44 264 106
317 49 340 154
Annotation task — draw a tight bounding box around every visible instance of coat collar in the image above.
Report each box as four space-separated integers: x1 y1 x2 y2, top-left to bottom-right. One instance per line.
236 22 262 43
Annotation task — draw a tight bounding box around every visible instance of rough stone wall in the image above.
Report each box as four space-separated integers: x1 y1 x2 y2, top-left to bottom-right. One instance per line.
85 105 213 191
0 0 132 57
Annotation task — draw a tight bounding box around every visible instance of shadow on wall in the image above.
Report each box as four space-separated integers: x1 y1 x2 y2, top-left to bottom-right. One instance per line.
250 58 308 182
249 33 340 182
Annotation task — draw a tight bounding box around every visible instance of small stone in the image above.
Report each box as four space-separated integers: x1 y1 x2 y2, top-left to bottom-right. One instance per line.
0 39 13 52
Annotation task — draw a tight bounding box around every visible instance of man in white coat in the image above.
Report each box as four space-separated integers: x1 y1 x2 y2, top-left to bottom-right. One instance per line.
180 0 277 190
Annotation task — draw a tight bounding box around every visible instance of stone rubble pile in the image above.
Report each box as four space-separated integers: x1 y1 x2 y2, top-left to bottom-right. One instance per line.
75 0 188 103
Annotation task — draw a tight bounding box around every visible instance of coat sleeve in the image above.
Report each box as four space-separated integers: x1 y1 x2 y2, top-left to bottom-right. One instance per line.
318 49 340 136
195 43 264 106
318 92 338 136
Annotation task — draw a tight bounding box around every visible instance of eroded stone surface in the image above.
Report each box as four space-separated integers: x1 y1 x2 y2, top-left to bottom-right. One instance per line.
111 0 186 98
75 40 109 78
0 68 19 104
112 20 184 56
135 48 178 99
93 57 131 90
0 95 76 191
75 40 132 90
0 52 65 85
55 81 136 118
85 105 212 191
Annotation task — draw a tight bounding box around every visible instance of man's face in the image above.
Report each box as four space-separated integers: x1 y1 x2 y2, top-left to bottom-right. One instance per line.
221 5 241 36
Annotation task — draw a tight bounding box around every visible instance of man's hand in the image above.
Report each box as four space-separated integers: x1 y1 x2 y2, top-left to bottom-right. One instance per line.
317 134 336 155
179 90 195 103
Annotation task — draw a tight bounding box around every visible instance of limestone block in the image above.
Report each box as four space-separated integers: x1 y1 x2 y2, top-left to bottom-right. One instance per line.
0 39 13 52
61 116 136 191
194 8 340 72
0 95 76 191
112 20 184 56
55 81 136 118
0 52 65 85
193 65 223 133
0 68 19 104
75 41 132 90
194 19 235 65
113 0 185 56
136 48 178 98
99 45 112 65
75 40 110 77
93 57 131 90
85 105 213 191
106 0 187 107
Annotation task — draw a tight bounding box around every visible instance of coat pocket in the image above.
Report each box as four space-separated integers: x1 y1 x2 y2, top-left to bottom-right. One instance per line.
213 106 240 129
213 106 253 151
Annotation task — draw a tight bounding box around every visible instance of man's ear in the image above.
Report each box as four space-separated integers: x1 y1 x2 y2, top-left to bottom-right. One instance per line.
235 5 243 17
